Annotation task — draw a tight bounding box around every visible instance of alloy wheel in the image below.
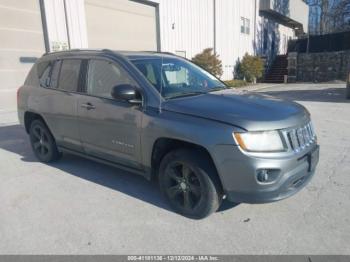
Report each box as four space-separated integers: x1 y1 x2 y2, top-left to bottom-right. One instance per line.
31 125 50 158
164 162 202 211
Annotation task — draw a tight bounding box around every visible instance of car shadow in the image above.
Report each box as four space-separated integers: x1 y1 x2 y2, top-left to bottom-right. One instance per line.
0 124 239 215
258 86 349 103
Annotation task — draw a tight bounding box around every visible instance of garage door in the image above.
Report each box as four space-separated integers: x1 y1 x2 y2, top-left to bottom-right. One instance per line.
0 0 45 91
85 0 158 51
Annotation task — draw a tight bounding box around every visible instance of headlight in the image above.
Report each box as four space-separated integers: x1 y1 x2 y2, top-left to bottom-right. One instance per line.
233 131 285 152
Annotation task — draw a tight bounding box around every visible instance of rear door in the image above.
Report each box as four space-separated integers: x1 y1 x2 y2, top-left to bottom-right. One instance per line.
41 59 83 152
77 58 143 169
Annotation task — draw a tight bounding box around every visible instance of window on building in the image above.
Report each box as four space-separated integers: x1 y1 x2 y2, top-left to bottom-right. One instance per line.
87 60 135 99
241 17 250 35
58 60 82 92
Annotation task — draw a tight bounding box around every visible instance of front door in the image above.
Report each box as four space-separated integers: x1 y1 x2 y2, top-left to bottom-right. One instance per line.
77 58 143 169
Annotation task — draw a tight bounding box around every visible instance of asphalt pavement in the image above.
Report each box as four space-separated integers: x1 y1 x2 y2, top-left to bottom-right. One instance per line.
0 83 349 254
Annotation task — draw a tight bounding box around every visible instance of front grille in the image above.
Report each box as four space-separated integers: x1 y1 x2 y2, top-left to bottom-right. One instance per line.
286 122 316 152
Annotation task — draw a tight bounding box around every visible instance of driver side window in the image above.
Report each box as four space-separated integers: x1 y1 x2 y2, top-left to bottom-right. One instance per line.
87 60 135 99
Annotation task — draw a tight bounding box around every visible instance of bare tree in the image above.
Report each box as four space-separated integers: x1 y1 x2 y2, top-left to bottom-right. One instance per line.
330 0 350 32
305 0 350 35
305 0 323 34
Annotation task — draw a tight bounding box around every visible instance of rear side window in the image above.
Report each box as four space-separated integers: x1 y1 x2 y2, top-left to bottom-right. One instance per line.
50 60 62 89
58 59 82 92
37 61 54 87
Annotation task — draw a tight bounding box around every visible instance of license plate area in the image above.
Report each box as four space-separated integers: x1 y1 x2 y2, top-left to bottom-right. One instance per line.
308 146 320 172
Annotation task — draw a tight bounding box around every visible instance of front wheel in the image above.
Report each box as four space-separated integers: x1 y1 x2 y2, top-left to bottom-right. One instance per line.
159 149 222 219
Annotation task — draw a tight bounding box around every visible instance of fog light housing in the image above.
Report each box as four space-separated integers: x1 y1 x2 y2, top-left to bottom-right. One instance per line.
257 169 269 183
256 169 280 183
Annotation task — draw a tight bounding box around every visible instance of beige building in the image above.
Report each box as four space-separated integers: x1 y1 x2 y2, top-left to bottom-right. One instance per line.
0 0 309 92
0 0 159 93
0 0 45 91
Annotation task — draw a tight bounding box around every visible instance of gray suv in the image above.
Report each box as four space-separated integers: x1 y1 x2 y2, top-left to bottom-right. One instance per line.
17 49 320 219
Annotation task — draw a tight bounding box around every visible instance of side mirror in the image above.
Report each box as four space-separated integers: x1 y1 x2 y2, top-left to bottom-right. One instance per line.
111 84 142 104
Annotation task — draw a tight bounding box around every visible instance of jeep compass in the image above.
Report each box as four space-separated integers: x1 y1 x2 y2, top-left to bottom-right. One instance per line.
17 49 320 219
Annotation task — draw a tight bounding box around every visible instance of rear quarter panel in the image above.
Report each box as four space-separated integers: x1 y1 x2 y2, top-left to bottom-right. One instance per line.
17 63 39 127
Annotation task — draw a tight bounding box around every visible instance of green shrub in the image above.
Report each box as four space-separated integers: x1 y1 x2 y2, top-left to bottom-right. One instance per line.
192 48 223 78
223 80 248 88
240 53 264 83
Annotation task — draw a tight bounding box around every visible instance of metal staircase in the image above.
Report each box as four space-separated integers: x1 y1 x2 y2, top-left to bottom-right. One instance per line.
264 55 288 83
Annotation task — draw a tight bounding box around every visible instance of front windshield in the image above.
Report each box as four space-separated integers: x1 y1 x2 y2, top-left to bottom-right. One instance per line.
132 57 227 99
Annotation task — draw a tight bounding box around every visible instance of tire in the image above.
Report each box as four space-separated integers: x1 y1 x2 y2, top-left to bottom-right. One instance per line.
159 149 222 219
29 119 61 163
347 85 350 99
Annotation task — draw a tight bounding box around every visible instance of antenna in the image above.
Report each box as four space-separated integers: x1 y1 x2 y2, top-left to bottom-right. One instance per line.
159 55 164 113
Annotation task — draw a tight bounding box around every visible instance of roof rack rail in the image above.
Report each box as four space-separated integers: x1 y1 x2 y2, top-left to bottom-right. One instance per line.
161 51 175 55
139 51 175 55
43 48 105 56
102 49 115 54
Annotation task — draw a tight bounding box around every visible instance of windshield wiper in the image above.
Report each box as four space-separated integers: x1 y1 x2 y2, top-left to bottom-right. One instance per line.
166 91 206 100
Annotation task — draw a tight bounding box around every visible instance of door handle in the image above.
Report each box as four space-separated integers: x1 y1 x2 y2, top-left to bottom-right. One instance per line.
81 103 96 110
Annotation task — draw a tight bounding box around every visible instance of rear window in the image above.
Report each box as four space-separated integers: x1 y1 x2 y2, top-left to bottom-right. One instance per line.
58 60 82 92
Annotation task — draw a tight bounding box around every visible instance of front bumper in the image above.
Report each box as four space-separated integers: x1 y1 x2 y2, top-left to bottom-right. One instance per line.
212 144 320 204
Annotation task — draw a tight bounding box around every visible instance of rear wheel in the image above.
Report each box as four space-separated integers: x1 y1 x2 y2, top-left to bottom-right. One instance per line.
159 149 222 219
29 120 60 163
347 85 350 99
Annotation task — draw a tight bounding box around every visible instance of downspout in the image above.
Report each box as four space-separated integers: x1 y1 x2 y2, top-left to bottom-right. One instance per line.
63 0 71 49
39 0 50 52
213 0 216 54
253 0 257 56
156 3 161 52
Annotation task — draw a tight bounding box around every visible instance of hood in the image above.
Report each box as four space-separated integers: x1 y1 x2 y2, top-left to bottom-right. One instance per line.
162 89 310 131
